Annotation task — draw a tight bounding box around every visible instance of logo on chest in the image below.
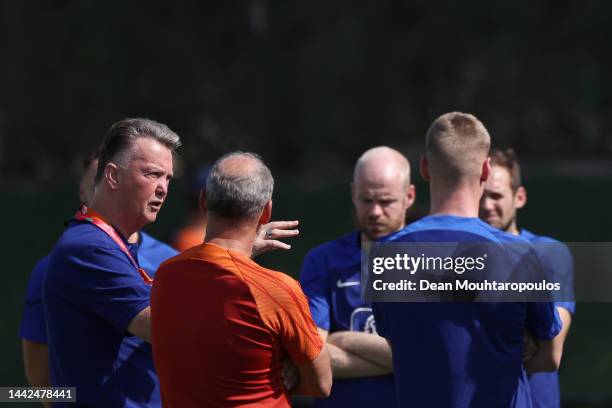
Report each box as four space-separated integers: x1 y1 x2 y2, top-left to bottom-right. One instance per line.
350 307 377 334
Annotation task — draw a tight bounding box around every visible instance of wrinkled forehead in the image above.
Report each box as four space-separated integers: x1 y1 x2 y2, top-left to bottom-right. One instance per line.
354 175 406 198
128 137 174 165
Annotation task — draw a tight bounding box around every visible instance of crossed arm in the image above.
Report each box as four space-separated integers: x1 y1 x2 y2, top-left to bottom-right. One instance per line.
286 344 332 397
523 306 571 374
318 328 392 378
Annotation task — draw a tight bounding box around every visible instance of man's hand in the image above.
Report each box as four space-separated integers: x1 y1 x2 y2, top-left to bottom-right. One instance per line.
282 357 299 390
253 220 299 257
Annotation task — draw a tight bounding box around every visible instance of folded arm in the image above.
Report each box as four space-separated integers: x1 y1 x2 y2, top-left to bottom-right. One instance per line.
320 328 392 378
127 306 151 343
524 306 571 374
290 343 332 397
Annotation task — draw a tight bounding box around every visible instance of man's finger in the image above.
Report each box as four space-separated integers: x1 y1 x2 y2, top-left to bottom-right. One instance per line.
263 240 291 251
267 229 299 239
264 220 299 230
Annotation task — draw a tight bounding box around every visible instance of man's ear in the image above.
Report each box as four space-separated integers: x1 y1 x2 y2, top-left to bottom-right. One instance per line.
514 186 527 209
259 200 272 226
105 163 120 190
420 155 430 182
198 188 208 213
350 182 358 206
480 157 491 183
405 184 416 209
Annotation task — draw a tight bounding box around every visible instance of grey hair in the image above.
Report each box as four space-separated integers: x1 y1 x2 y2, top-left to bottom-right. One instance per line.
95 118 181 184
206 151 274 219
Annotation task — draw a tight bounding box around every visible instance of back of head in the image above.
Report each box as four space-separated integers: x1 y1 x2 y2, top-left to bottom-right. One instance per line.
206 152 274 220
95 118 181 184
425 112 490 185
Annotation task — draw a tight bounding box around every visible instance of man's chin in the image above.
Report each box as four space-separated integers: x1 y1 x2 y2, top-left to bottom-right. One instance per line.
143 211 159 224
485 219 503 229
363 229 390 241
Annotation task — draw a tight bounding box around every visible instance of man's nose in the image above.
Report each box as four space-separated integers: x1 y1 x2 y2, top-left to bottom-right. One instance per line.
156 179 169 198
368 204 383 217
481 197 495 211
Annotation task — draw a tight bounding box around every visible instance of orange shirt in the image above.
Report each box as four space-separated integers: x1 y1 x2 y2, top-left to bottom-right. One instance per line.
151 243 323 408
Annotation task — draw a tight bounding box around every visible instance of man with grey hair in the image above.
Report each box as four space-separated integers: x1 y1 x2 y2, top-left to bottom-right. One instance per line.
151 152 331 407
42 126 300 407
44 118 180 407
299 146 415 407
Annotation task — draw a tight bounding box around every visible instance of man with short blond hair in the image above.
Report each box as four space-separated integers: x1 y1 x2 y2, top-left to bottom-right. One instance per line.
374 112 562 408
152 152 331 407
300 146 415 407
425 112 491 183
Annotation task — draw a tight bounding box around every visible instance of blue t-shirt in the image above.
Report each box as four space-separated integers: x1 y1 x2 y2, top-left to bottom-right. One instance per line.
42 222 178 408
20 232 177 345
373 215 562 408
521 229 575 408
137 232 179 280
20 256 50 343
300 231 396 408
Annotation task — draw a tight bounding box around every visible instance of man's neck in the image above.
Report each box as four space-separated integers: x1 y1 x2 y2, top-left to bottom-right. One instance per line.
429 180 481 218
205 218 258 258
128 231 140 244
89 194 137 240
360 231 371 244
505 221 520 236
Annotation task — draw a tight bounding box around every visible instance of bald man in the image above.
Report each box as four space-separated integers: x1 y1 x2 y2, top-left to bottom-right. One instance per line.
300 146 416 407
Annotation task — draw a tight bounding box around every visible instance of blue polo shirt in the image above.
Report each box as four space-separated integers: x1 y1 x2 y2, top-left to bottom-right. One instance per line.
20 256 50 343
300 231 396 408
373 215 562 408
43 221 177 408
521 229 575 408
20 232 177 345
137 232 179 280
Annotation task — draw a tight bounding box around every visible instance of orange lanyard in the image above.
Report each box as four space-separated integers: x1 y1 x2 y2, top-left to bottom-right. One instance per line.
74 205 153 285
